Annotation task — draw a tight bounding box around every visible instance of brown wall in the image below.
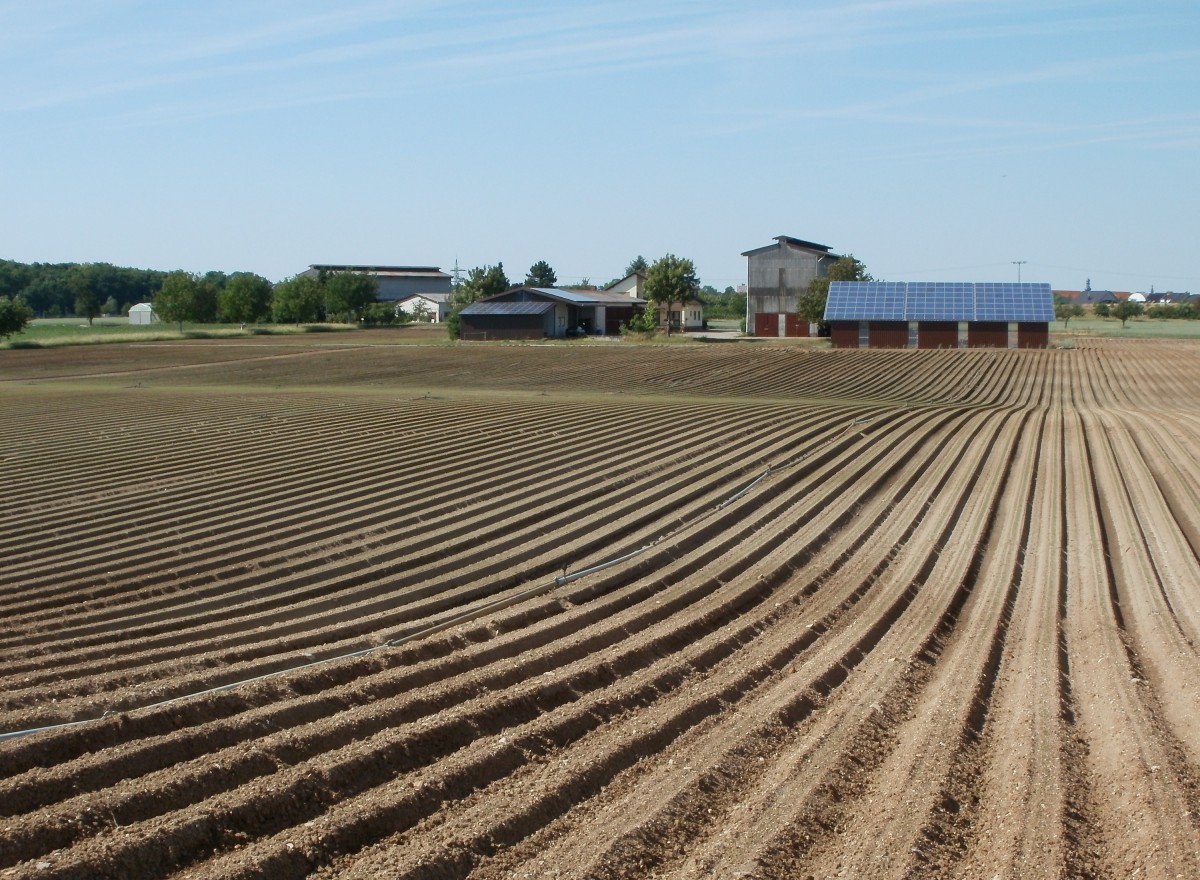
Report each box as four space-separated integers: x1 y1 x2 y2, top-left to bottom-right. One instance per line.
1017 323 1049 349
830 322 858 348
604 306 637 335
869 321 908 349
459 315 545 341
753 312 776 337
917 322 958 349
968 322 1008 348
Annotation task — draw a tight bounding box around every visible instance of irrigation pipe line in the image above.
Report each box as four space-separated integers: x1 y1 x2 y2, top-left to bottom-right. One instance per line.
0 410 891 745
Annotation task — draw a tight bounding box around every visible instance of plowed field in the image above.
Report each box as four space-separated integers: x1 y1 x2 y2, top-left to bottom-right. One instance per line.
2 333 1198 879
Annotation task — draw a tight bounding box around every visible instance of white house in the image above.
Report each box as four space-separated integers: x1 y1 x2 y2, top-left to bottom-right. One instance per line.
604 272 646 299
394 292 452 323
128 303 155 325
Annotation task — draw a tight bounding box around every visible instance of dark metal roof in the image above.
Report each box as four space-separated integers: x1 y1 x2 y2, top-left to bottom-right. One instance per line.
460 301 555 316
741 236 835 257
306 265 450 278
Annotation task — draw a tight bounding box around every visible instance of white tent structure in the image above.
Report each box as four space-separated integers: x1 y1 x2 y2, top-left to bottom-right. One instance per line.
128 303 155 325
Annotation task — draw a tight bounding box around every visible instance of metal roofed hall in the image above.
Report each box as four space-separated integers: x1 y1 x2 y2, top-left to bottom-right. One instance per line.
824 281 1054 349
825 282 1054 323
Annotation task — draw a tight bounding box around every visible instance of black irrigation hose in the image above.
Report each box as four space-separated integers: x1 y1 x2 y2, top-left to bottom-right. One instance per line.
0 411 887 744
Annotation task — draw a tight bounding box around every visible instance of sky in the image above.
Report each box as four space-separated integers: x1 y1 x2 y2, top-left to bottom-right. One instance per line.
2 1 1197 293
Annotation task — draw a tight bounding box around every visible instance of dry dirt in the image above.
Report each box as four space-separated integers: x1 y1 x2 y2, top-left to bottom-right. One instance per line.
1 332 1198 879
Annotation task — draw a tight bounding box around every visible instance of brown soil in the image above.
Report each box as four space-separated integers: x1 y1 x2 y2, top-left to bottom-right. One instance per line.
1 335 1197 879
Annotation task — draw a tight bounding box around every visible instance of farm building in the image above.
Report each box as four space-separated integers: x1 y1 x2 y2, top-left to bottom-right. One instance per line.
301 265 452 303
604 272 702 331
128 303 155 325
458 287 646 340
825 281 1054 349
604 272 645 299
394 292 452 322
742 235 839 337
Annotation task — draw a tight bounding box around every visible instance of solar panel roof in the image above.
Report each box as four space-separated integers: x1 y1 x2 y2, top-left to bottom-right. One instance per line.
825 282 1053 323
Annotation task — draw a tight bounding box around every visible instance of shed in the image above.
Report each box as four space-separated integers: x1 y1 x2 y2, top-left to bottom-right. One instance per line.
458 301 558 340
458 287 646 340
128 303 155 325
825 282 1054 349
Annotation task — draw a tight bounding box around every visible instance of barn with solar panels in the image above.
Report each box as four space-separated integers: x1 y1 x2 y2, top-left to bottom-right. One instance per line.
824 281 1054 349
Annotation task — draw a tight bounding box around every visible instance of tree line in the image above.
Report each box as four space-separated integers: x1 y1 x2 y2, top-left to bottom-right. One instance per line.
0 259 390 335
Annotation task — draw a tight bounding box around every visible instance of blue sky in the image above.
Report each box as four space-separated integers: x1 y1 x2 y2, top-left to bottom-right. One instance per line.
2 0 1197 292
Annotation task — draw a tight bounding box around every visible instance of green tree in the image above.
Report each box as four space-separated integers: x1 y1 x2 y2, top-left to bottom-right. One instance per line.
272 275 324 324
1112 299 1144 327
68 265 102 325
409 300 435 323
323 271 378 322
0 295 33 340
362 302 398 327
1055 301 1084 328
625 256 648 276
1094 302 1112 319
447 263 510 339
698 286 745 319
525 260 557 287
219 272 274 324
644 254 700 336
0 260 30 299
101 296 119 317
155 271 218 330
458 263 510 304
799 254 873 330
74 288 101 325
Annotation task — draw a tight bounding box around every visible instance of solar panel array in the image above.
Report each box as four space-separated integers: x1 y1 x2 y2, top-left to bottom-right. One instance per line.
825 282 1053 323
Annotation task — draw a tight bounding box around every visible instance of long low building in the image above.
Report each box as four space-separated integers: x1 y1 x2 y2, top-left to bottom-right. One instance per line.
458 287 646 340
301 265 452 302
825 281 1054 349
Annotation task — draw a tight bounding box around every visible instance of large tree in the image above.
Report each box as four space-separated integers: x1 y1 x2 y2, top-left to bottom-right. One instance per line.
272 275 324 324
219 272 274 324
1055 301 1084 328
155 271 218 330
323 271 378 322
458 263 510 303
0 295 33 340
447 263 510 339
525 260 557 287
798 254 873 329
625 255 648 276
68 263 122 325
644 254 700 336
1112 299 1144 327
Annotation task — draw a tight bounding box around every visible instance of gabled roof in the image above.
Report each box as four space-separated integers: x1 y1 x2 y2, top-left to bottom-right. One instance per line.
741 236 836 258
604 272 645 290
396 292 452 304
825 281 1054 323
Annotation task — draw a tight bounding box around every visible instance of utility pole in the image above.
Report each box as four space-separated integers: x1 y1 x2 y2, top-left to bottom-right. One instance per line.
1012 260 1027 282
